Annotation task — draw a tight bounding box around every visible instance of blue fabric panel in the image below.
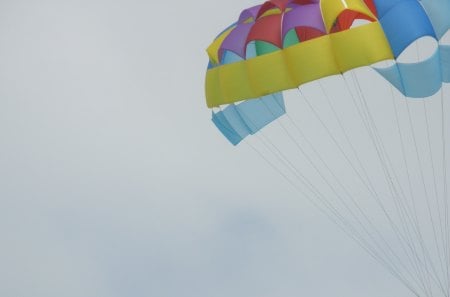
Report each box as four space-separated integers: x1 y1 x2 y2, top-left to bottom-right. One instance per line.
222 104 253 138
373 0 411 17
374 65 404 95
236 93 286 134
441 45 450 83
246 41 257 59
374 0 436 57
420 0 450 39
398 49 442 97
212 111 247 145
374 48 442 98
221 50 243 64
211 92 286 145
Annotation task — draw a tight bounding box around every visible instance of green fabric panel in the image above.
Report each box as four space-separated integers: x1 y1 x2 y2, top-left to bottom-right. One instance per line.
283 29 300 48
255 41 280 56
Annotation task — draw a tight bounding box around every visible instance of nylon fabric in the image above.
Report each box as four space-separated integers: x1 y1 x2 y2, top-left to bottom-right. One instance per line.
441 44 450 82
236 92 285 133
212 110 247 145
374 0 436 57
420 0 450 39
206 22 392 107
374 48 443 98
212 93 286 145
207 26 236 65
320 0 376 33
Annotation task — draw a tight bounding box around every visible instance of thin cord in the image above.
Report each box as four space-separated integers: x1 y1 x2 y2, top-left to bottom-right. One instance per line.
260 98 417 283
390 82 435 296
299 83 428 293
244 137 422 296
351 71 448 296
343 73 440 295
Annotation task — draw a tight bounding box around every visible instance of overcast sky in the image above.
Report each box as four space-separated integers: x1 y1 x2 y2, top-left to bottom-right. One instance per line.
0 1 438 296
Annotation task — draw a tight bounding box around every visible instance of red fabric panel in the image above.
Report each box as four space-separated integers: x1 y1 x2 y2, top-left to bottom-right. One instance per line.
247 14 283 48
256 2 277 19
256 0 290 19
268 0 289 10
330 9 375 33
295 27 325 42
363 0 378 17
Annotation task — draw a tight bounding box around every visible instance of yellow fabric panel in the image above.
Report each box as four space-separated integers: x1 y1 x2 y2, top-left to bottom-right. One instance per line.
205 22 394 108
219 62 255 102
258 7 292 18
206 26 236 65
259 8 282 18
247 51 295 95
205 36 338 107
320 0 376 33
284 36 339 84
205 68 223 105
243 18 254 24
331 22 393 71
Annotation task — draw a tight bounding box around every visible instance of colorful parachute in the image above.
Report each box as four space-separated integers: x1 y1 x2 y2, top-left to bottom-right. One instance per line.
206 0 450 144
205 1 450 296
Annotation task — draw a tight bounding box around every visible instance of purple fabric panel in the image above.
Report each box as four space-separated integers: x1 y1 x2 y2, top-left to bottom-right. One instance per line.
282 4 325 38
221 1 326 58
220 23 254 59
238 5 262 23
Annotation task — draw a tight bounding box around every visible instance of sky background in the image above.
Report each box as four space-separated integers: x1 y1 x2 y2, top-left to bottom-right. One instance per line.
0 1 434 296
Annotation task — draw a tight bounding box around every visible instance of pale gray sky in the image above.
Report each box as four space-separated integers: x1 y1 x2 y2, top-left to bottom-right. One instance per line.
0 1 443 296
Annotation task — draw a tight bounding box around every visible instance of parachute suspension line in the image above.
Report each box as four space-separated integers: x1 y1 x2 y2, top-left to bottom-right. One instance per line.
242 102 423 296
247 118 363 237
424 98 448 284
243 138 367 242
350 70 420 249
297 86 426 295
324 73 424 281
259 98 416 285
274 99 413 269
318 77 429 289
315 82 381 199
244 138 422 297
424 81 446 264
255 130 384 252
234 104 352 233
300 85 377 199
299 82 420 276
348 70 436 287
302 80 413 263
350 72 448 296
341 73 437 296
416 41 449 293
254 130 402 272
405 96 449 295
441 86 450 296
390 83 436 296
389 75 420 250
